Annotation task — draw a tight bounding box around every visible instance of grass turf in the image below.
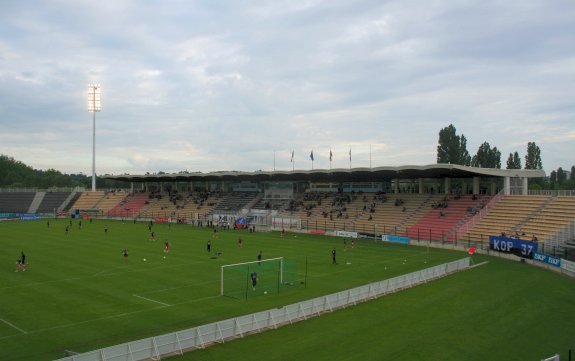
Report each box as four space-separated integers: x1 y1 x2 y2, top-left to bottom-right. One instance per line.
1 219 574 360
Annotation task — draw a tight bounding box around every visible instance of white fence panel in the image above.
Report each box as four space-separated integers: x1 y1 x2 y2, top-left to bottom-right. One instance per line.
198 322 220 344
97 344 131 361
155 333 182 357
217 318 238 340
175 328 200 350
129 339 156 360
68 351 102 361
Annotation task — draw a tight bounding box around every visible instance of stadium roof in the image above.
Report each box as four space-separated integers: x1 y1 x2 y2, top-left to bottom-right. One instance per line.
103 164 545 183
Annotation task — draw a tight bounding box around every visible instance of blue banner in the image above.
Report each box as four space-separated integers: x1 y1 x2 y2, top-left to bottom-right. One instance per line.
533 252 561 268
0 213 18 219
489 236 538 259
380 235 410 245
20 214 41 220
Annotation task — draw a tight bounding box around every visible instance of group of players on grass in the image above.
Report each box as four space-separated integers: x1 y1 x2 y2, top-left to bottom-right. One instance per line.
16 218 356 275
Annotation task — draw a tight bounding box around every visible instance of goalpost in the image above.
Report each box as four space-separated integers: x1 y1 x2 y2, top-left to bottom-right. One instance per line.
221 257 284 298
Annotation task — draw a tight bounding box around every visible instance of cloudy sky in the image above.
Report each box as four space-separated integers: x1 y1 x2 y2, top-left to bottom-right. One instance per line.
0 0 573 176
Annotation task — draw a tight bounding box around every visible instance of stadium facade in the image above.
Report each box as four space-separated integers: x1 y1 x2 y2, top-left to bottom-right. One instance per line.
104 163 544 196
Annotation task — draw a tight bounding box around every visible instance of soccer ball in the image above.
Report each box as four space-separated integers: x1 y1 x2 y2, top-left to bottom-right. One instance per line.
264 291 268 294
143 258 147 262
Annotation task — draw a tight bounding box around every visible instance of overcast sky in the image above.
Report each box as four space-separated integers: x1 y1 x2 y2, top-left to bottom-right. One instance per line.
0 0 573 176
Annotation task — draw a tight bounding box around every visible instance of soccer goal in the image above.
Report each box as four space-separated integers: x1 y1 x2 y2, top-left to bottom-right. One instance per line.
221 257 302 299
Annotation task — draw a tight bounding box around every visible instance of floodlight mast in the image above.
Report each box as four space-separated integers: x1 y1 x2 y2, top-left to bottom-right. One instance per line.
87 84 101 192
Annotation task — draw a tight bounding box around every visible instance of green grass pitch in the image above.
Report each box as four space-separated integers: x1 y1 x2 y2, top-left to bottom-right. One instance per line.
1 219 574 360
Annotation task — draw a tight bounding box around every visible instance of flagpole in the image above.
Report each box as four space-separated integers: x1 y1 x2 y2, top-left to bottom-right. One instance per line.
310 150 314 170
329 148 332 170
349 148 352 169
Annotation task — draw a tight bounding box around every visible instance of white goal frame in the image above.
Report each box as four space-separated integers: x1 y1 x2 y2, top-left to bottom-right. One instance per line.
221 257 284 296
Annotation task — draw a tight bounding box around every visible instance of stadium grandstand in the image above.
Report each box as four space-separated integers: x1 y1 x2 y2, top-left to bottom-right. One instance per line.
3 163 575 259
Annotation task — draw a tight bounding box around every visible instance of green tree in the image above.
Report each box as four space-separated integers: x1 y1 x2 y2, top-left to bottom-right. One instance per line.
0 153 128 189
506 152 522 169
525 142 543 169
513 152 522 169
437 124 470 165
571 166 575 181
549 170 557 184
557 167 567 184
471 142 501 168
459 135 472 166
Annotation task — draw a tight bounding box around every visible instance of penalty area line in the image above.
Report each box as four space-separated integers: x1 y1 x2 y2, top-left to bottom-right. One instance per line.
132 294 171 307
0 318 27 334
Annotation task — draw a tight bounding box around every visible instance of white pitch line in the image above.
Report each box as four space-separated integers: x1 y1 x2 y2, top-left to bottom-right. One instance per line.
0 318 27 334
132 294 171 307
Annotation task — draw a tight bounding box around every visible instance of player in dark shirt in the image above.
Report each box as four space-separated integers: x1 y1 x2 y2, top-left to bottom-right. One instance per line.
332 248 337 264
15 251 26 272
251 271 257 290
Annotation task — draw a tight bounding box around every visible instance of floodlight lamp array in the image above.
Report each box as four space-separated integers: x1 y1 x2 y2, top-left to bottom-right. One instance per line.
88 84 102 112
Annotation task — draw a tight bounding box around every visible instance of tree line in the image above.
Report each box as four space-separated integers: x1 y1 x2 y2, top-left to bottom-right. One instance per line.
436 124 573 190
0 155 127 189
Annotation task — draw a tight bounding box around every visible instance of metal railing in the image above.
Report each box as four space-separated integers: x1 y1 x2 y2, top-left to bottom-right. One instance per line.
529 190 575 197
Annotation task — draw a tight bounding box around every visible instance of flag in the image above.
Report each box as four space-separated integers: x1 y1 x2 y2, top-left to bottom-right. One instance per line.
329 149 333 162
310 150 314 161
291 150 294 162
468 246 476 255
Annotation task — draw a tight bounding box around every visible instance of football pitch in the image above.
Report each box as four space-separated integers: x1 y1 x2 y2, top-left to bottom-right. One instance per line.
1 219 574 360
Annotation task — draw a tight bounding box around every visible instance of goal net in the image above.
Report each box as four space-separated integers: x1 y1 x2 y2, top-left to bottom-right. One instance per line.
221 257 302 299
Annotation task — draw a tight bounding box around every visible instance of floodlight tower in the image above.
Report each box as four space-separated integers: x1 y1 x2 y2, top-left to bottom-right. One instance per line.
87 84 101 192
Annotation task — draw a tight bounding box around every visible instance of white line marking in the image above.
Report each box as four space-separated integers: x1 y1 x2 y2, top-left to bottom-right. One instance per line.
132 294 171 307
0 263 189 291
469 260 489 269
0 318 27 334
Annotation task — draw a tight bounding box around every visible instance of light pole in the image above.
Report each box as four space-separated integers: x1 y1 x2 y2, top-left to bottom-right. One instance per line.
87 84 101 192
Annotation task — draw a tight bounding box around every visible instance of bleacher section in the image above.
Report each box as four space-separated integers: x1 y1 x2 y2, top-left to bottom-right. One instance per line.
211 192 258 213
352 194 436 234
137 191 220 222
107 192 149 218
404 195 490 242
251 198 289 211
173 192 220 223
96 191 128 214
460 195 550 243
278 192 439 235
71 192 105 211
2 188 575 254
521 197 575 239
0 192 36 213
36 192 71 213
